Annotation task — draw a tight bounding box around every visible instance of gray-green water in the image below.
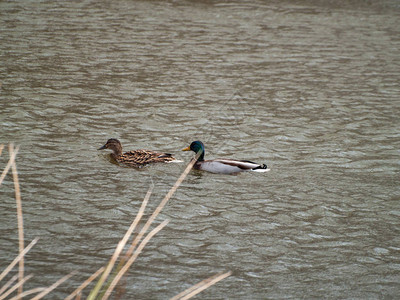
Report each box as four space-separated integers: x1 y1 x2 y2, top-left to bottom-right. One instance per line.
1 1 400 299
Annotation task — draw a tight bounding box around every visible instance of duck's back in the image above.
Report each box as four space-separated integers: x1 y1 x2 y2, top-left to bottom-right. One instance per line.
118 150 175 166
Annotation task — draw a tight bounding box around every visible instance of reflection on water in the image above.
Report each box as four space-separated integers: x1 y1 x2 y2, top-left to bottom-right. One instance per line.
1 0 399 299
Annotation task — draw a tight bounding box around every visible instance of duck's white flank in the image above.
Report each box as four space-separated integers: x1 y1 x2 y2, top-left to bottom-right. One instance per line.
199 159 269 174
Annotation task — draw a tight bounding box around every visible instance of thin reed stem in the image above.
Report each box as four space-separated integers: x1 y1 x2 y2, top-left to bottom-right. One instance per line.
170 271 232 300
0 275 32 300
65 267 105 300
0 144 19 186
0 238 38 283
90 158 196 300
100 156 197 299
101 220 169 300
10 144 24 299
0 275 18 295
30 271 76 300
1 147 229 300
8 288 46 300
124 156 197 261
87 188 152 300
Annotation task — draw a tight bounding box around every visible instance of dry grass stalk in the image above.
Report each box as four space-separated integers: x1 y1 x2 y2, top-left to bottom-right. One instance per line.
65 267 105 300
101 219 169 300
30 271 76 300
0 144 19 186
0 275 18 295
86 188 152 300
0 274 32 300
2 145 74 300
124 156 198 261
0 238 38 283
170 271 232 300
10 144 24 298
8 287 46 300
89 156 198 299
0 144 27 300
100 156 200 299
2 147 231 299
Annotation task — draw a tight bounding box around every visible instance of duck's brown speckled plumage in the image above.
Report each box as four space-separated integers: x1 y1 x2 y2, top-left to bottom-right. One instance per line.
98 138 177 167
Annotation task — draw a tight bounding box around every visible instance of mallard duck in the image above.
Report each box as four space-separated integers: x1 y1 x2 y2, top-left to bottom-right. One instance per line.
98 138 180 167
182 141 269 174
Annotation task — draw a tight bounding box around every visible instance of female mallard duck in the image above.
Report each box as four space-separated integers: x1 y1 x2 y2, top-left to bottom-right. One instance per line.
98 138 180 167
182 141 269 174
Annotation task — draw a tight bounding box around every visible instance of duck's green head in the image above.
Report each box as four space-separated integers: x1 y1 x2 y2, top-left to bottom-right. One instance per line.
182 140 205 161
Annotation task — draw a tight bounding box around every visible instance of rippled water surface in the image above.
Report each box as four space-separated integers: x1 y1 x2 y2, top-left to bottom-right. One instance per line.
1 0 400 299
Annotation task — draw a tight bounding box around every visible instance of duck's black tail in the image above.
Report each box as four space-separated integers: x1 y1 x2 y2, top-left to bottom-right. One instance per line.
252 164 269 172
254 164 268 169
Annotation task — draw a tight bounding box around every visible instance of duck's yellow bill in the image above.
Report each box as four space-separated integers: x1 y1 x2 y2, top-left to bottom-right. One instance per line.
182 146 190 151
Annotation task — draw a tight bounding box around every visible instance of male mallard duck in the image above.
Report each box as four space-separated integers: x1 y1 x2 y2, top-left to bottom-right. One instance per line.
182 141 269 174
98 138 179 167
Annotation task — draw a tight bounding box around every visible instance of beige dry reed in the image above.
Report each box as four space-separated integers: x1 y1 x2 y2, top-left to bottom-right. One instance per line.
1 146 231 299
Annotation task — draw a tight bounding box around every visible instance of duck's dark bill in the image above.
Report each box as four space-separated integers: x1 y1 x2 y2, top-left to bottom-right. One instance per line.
98 144 107 150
